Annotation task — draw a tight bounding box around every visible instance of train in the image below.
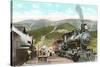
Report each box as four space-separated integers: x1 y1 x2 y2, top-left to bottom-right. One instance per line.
54 23 96 62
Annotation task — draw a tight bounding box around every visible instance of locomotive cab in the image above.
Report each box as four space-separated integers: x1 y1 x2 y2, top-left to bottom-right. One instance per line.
81 23 88 32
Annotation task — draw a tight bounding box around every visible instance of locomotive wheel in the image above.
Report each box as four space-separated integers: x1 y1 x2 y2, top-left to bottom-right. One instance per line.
72 53 80 62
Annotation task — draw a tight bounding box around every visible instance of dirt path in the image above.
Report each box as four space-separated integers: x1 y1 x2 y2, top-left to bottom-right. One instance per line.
47 55 73 64
23 55 73 66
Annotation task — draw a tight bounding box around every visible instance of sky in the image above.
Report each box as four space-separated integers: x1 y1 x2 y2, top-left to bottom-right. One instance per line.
12 0 98 22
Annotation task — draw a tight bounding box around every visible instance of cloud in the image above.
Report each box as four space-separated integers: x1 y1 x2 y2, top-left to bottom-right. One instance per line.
13 1 97 22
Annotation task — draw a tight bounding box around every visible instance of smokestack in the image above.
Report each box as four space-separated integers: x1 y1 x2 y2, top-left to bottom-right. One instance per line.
76 5 84 24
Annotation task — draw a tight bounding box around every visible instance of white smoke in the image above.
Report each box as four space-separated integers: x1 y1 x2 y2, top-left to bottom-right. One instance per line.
76 5 84 24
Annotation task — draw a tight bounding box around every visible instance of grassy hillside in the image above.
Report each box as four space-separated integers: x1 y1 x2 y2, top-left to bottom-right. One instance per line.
57 22 76 31
28 23 76 46
88 31 97 53
29 26 54 41
88 38 97 53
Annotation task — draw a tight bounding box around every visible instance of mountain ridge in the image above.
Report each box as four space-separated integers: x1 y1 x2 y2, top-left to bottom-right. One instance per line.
13 19 97 31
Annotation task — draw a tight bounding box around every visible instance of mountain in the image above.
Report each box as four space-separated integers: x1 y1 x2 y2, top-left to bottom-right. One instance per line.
13 19 54 31
13 19 97 31
28 23 76 40
13 19 97 47
56 19 97 31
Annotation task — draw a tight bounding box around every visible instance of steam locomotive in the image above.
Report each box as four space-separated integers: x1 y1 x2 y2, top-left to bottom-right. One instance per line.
56 23 95 62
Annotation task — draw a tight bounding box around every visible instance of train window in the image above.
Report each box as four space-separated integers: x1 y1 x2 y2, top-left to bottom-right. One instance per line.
20 45 30 47
28 41 31 44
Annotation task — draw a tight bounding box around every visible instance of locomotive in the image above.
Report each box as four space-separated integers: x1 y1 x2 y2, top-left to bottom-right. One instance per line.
55 5 96 62
57 23 95 62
